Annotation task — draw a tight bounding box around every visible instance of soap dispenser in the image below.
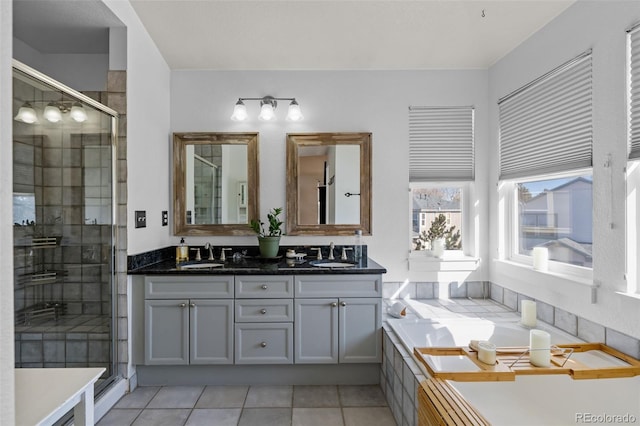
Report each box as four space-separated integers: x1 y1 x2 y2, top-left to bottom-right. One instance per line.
176 237 189 263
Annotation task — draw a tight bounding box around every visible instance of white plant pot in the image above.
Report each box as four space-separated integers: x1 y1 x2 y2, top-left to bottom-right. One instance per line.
431 238 445 258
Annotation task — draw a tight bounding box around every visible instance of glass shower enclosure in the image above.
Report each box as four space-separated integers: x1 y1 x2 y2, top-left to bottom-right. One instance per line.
12 60 118 394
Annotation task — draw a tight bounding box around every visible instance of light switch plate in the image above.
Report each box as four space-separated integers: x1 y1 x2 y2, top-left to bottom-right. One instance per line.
162 211 168 226
135 210 146 228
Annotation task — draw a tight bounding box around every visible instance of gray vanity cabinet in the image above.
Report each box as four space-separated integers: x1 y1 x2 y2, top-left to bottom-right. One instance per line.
144 276 234 365
234 276 294 364
294 274 382 364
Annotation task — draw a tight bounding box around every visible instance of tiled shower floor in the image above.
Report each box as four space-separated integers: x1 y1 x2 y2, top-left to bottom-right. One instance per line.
98 384 397 426
14 314 111 368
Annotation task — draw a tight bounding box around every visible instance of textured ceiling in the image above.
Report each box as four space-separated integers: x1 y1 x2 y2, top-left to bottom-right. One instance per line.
13 0 575 70
129 0 575 70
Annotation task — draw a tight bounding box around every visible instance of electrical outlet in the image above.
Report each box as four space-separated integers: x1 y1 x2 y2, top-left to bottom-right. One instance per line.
135 210 147 228
162 211 168 226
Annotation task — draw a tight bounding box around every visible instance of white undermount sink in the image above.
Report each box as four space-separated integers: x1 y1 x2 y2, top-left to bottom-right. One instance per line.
310 262 356 268
179 263 224 269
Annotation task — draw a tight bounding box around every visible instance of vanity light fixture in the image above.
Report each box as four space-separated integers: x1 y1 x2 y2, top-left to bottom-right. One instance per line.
14 102 38 123
43 102 63 123
231 96 304 121
69 102 88 122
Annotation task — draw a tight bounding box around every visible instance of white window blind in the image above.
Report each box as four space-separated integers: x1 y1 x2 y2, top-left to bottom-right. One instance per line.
409 106 474 181
629 24 640 160
499 51 593 180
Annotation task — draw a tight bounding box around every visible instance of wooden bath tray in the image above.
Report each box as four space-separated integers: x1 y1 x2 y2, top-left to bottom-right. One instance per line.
414 343 640 382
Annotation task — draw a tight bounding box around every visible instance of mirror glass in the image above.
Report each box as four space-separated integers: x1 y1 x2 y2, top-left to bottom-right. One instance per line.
174 132 259 235
286 133 371 235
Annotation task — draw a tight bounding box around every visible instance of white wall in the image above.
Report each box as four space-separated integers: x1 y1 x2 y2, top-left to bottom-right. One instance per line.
488 1 640 338
13 38 109 91
102 0 172 255
170 69 490 282
0 2 14 424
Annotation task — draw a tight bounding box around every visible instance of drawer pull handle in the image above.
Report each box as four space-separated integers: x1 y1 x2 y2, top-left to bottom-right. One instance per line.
331 302 337 307
261 285 268 290
260 309 267 314
340 302 347 307
190 303 196 308
179 303 186 308
261 342 267 348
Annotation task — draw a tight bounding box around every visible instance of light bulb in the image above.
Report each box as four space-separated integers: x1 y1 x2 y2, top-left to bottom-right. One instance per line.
14 102 37 124
230 100 248 121
286 100 304 121
69 102 87 122
44 103 62 123
258 103 276 121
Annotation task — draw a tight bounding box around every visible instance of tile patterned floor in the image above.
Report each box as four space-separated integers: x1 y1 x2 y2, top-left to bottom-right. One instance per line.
98 384 397 426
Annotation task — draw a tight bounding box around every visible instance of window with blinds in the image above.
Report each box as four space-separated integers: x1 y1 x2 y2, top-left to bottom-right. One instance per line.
409 106 474 181
629 24 640 160
498 51 593 180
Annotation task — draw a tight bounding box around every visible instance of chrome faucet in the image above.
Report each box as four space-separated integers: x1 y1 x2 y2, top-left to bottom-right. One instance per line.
328 242 335 260
220 248 231 262
191 247 202 261
310 247 323 260
341 247 353 261
204 242 215 260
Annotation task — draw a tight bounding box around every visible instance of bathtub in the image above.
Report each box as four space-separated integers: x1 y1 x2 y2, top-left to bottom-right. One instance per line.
388 318 640 425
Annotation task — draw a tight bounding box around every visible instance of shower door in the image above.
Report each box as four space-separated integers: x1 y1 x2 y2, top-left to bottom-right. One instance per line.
12 61 118 395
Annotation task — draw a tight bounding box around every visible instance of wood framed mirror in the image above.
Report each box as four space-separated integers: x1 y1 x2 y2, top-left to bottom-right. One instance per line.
286 132 371 236
173 132 259 235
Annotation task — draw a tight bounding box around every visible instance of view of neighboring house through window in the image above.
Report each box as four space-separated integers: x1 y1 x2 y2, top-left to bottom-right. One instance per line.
499 50 593 272
516 174 592 268
408 106 473 254
411 186 462 251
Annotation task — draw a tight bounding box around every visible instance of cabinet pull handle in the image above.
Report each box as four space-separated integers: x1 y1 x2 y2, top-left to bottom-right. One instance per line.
260 309 267 314
331 302 338 307
340 301 347 307
179 303 186 308
190 303 196 307
260 342 267 348
261 285 268 290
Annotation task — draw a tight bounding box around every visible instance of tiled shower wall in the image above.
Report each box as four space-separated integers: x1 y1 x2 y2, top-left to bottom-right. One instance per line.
12 70 128 381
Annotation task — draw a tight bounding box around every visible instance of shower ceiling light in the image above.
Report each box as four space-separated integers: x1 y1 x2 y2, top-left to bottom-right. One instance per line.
69 102 88 122
230 96 303 121
14 102 37 124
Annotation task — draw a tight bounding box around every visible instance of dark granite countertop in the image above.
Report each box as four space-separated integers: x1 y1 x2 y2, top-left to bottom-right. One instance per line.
127 245 387 275
128 257 386 275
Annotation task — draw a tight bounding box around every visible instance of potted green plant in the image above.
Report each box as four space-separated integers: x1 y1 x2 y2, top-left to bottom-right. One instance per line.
250 207 283 258
416 213 461 258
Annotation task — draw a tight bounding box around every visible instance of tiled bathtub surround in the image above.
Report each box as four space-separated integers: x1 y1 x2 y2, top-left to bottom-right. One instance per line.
380 285 640 426
382 280 640 359
379 298 514 426
489 283 640 359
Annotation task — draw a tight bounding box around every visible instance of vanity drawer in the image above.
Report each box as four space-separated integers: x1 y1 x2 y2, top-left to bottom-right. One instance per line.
235 299 293 322
235 275 294 298
145 276 234 299
235 323 293 364
294 274 382 298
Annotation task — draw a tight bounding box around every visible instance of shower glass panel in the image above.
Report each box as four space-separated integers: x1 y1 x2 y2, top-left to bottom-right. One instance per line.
12 63 118 395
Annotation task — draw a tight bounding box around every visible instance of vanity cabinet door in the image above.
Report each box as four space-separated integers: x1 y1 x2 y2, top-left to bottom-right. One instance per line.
338 298 382 363
294 298 339 364
190 299 234 364
145 299 189 365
